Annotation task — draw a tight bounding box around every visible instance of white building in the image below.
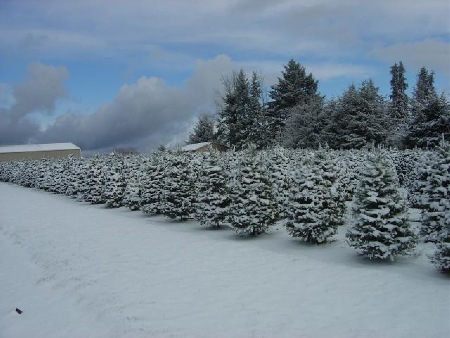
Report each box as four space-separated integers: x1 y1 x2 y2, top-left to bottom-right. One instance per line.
0 143 81 161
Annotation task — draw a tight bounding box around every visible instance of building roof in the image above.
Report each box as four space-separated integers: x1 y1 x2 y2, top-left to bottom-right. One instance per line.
0 143 81 154
181 142 212 152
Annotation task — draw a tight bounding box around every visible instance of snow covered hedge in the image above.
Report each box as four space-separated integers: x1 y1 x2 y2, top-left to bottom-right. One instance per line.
1 146 448 269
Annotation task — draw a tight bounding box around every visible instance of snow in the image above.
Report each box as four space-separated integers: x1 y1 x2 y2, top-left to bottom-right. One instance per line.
0 143 80 154
0 182 449 338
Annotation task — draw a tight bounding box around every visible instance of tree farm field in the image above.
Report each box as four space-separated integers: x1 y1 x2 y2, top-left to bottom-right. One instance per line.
0 182 448 338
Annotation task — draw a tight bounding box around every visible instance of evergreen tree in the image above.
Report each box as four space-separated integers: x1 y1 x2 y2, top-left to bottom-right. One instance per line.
85 156 107 205
285 150 342 244
318 148 347 226
265 146 292 219
140 153 167 215
406 67 450 148
429 142 450 271
35 158 51 191
346 151 418 260
188 114 215 144
408 150 439 208
420 142 450 242
75 158 92 202
387 61 409 148
16 160 36 188
334 150 364 202
320 98 341 149
103 154 126 208
122 155 144 211
216 69 250 150
281 96 326 149
268 59 319 140
60 156 78 196
47 159 65 194
66 158 85 199
247 71 270 149
412 67 436 108
431 215 450 272
389 61 409 121
330 80 388 149
194 151 231 228
216 70 267 150
161 152 196 221
228 147 276 236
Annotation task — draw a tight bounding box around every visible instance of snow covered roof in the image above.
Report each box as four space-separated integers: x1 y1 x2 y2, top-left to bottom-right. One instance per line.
0 143 81 154
181 142 212 152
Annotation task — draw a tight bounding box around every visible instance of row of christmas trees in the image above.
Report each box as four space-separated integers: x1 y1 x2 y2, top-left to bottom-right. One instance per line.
0 145 448 271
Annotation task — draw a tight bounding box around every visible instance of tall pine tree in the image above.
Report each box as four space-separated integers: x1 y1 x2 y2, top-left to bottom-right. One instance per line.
268 59 319 141
389 61 409 121
330 80 388 149
216 69 250 150
406 67 450 148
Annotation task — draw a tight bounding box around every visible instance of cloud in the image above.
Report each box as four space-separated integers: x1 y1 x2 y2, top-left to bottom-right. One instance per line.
306 63 373 81
2 0 447 80
39 55 235 151
370 39 450 75
0 63 69 145
0 108 40 145
39 77 190 150
10 63 69 120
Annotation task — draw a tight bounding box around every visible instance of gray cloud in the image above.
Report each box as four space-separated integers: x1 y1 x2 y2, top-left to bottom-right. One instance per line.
39 55 235 151
0 63 69 145
10 63 69 120
0 108 40 145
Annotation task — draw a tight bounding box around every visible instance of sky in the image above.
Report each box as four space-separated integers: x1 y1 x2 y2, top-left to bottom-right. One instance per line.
0 0 449 152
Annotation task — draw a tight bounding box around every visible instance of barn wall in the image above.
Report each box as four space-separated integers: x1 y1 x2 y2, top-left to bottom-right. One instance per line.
196 144 228 153
0 149 81 162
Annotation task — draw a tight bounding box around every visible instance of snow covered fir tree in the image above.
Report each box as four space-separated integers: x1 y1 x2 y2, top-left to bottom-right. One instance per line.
121 156 143 211
419 143 450 242
139 153 167 215
84 156 107 205
194 151 231 228
346 151 418 260
160 152 197 221
284 150 342 244
426 141 450 271
103 154 126 208
228 146 276 236
265 146 292 220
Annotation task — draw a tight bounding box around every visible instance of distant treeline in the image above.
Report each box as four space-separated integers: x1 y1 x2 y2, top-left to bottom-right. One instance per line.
189 60 449 150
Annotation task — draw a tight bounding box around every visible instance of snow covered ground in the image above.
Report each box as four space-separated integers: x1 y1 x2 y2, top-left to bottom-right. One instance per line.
0 182 448 338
